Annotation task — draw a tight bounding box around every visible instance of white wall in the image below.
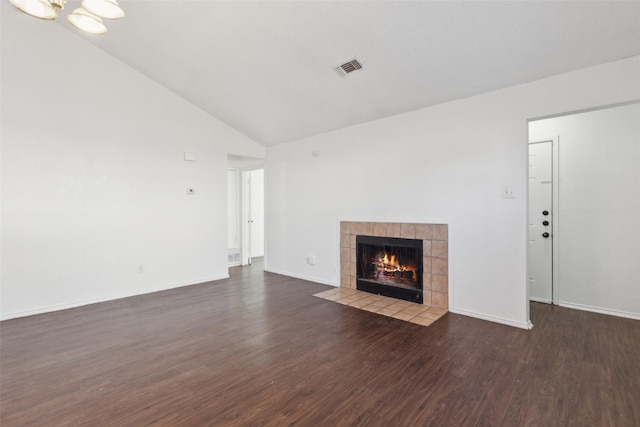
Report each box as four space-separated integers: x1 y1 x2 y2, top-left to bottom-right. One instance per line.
529 103 640 318
0 10 265 319
265 55 640 329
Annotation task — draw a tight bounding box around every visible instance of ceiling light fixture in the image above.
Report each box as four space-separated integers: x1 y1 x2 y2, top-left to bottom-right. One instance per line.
10 0 124 34
67 7 107 34
82 0 124 19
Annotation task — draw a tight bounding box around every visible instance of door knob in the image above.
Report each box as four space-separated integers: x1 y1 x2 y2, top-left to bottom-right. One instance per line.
542 232 550 238
542 210 549 216
542 221 549 226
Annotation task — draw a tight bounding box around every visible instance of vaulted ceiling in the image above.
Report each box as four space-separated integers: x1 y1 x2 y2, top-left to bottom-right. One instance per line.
13 1 640 146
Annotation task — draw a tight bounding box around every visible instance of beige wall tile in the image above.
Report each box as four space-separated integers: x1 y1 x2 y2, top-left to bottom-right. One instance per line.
350 222 362 236
340 247 350 263
349 275 356 289
362 222 374 236
387 223 401 237
373 222 387 237
400 223 416 239
423 256 432 274
340 222 350 235
432 292 448 309
350 248 357 263
422 240 432 257
423 273 432 291
432 224 448 241
340 260 349 275
432 274 448 293
349 262 356 276
432 241 448 258
422 290 432 306
350 234 357 249
341 274 350 287
340 233 349 248
432 257 448 276
415 224 432 240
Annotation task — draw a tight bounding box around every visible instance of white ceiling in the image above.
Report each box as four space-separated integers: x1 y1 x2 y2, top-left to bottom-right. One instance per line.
64 1 640 145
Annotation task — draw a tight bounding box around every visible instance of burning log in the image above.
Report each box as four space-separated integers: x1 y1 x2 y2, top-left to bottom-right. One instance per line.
373 256 416 282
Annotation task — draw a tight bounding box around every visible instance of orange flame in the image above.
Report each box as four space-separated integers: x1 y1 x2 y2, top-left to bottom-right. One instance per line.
374 251 416 281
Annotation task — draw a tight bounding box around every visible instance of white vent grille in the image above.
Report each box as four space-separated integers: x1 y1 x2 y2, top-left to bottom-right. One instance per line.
335 59 363 76
228 250 241 266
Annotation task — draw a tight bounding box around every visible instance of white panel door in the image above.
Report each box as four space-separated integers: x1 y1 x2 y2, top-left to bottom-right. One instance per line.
248 169 265 258
528 141 553 303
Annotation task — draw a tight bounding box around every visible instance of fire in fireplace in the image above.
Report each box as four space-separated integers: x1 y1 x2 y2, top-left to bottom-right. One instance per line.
356 235 423 303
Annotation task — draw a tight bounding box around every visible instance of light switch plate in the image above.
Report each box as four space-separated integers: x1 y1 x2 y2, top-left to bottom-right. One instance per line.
502 186 514 198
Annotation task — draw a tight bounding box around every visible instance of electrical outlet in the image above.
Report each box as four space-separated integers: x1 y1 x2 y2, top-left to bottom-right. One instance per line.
307 256 316 265
186 188 195 195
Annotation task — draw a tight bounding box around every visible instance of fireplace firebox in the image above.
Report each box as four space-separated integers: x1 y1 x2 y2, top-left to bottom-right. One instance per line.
356 235 423 304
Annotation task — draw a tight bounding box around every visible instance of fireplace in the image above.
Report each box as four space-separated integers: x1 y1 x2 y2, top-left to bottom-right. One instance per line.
340 221 449 309
356 235 423 304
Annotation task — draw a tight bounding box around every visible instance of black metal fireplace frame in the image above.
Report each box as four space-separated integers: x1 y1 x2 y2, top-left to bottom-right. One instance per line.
356 235 423 304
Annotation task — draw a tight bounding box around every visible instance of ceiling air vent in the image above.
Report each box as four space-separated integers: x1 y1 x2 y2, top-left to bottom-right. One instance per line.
335 59 363 77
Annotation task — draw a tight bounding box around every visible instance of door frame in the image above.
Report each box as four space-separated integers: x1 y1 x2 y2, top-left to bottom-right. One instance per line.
527 136 560 305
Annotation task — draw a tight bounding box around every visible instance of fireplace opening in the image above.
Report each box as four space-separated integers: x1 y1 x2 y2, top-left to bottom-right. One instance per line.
356 235 423 304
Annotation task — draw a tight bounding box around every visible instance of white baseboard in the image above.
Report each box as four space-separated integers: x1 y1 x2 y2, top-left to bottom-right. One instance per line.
263 268 338 287
0 274 229 321
529 297 552 304
449 307 533 330
558 301 640 321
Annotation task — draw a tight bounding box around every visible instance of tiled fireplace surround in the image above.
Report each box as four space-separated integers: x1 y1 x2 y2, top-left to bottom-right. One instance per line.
340 221 449 310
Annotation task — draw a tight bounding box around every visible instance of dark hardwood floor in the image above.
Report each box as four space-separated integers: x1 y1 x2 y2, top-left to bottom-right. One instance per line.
1 265 639 426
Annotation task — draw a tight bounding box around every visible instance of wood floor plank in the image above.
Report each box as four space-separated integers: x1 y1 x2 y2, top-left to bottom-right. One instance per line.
1 264 639 426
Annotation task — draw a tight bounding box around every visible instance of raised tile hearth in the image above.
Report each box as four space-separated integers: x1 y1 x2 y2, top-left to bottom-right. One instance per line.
313 287 447 327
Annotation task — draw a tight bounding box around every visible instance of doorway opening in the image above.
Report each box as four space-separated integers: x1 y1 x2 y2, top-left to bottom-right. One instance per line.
227 155 265 268
527 101 640 321
244 168 264 265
